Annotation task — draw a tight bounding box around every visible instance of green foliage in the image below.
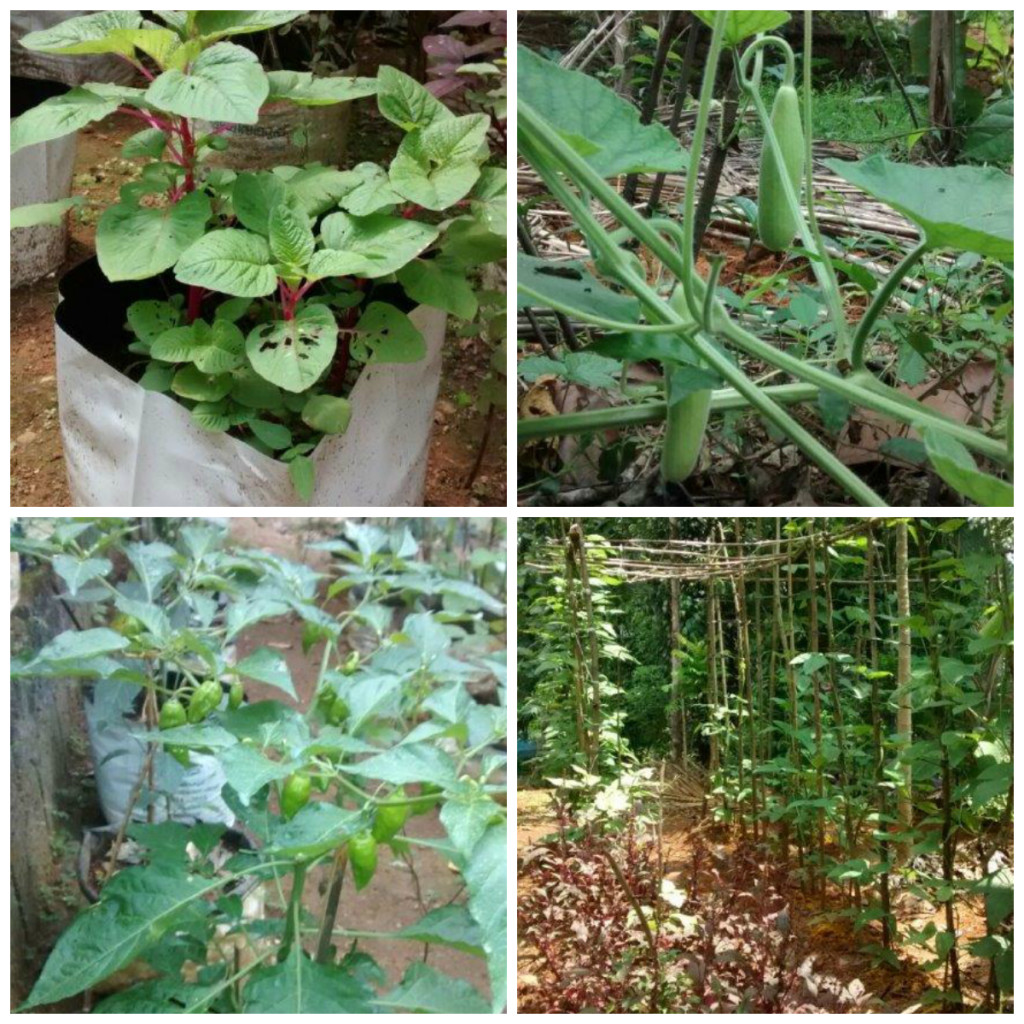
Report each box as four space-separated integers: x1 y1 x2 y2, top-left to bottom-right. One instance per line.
12 517 507 1013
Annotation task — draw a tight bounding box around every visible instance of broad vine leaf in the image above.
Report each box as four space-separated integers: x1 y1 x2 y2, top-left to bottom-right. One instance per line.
376 65 453 130
376 962 490 1014
517 252 640 321
692 11 790 46
175 228 278 297
245 303 338 392
97 190 210 281
351 302 425 364
266 70 378 106
518 45 688 177
11 87 119 152
824 155 1013 261
320 211 439 278
244 947 375 1013
18 10 142 54
146 42 268 124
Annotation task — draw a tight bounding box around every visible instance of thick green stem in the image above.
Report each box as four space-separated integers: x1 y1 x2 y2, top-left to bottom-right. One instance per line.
518 382 821 438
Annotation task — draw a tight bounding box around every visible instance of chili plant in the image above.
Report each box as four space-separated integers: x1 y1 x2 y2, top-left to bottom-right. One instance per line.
517 11 1012 507
11 10 505 499
12 518 507 1013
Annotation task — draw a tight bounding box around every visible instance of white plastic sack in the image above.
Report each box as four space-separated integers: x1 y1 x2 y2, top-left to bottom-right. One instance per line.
56 304 446 507
85 680 233 827
11 133 76 287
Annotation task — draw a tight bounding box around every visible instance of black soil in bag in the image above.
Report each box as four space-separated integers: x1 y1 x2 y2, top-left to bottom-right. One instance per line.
56 257 419 379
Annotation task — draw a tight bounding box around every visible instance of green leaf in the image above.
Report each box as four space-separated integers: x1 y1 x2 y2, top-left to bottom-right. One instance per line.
376 962 489 1014
175 229 278 298
231 373 283 409
122 127 167 159
517 253 640 321
193 10 303 42
140 363 176 392
112 595 171 642
301 395 352 434
334 161 404 216
249 419 293 451
232 171 289 236
268 201 315 274
342 743 459 788
191 400 231 431
518 45 687 177
388 114 490 210
266 802 368 859
51 555 112 597
469 166 507 235
235 647 297 698
352 302 425 364
146 42 268 125
266 70 378 106
463 823 506 1012
20 867 223 1010
393 906 484 956
244 946 375 1013
320 211 440 279
923 428 1013 506
824 154 1013 261
171 365 232 402
692 12 790 47
441 787 502 858
26 628 129 673
245 303 338 392
376 66 453 130
11 87 119 152
18 10 142 55
284 165 360 217
398 260 477 319
11 197 83 228
289 455 315 502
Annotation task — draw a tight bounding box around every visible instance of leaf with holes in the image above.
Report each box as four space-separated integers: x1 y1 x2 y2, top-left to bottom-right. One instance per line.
351 303 425 364
245 304 338 393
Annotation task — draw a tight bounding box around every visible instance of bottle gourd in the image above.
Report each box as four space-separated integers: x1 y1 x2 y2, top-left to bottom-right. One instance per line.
757 83 804 252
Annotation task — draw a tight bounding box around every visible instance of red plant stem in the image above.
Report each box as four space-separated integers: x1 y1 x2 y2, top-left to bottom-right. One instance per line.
178 117 196 192
400 203 423 219
279 281 293 320
116 53 155 82
186 285 203 324
116 105 172 133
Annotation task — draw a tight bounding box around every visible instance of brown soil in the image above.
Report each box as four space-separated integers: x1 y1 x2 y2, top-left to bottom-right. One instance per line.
11 108 506 509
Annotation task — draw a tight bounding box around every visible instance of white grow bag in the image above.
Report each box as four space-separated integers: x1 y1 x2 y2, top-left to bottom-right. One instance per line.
55 274 446 507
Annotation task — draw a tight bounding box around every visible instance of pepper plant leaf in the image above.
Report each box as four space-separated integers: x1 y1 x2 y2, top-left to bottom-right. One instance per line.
243 947 376 1013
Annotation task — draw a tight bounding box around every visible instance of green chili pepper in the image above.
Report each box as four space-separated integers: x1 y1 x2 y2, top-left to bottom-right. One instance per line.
348 831 378 890
281 773 312 820
372 786 410 841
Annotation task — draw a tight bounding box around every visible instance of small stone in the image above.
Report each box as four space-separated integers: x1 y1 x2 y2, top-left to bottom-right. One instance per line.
17 429 37 445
